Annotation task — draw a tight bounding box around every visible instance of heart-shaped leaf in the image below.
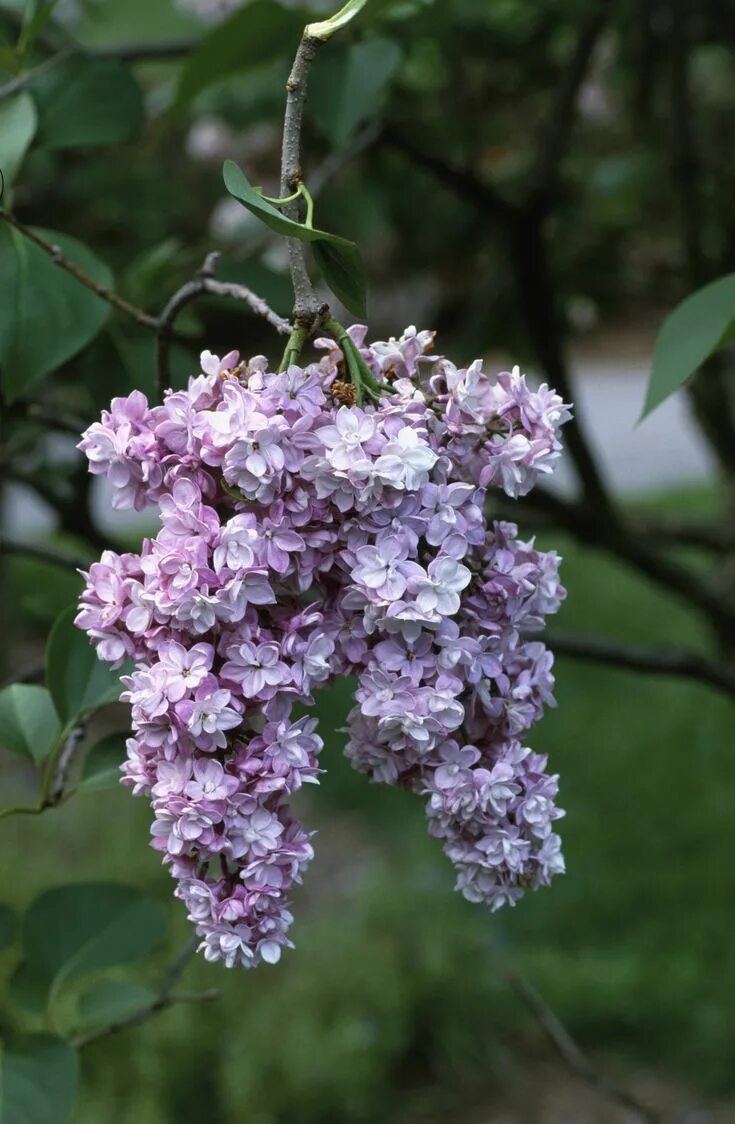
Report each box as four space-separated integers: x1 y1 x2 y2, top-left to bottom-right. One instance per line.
0 226 113 402
0 1035 78 1124
0 684 60 764
46 606 124 724
0 92 37 186
223 161 367 317
174 0 301 112
313 239 367 319
641 273 735 420
31 56 144 150
309 38 402 149
23 883 166 994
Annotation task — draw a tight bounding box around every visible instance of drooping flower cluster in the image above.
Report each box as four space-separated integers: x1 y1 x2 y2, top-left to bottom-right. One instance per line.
76 324 570 968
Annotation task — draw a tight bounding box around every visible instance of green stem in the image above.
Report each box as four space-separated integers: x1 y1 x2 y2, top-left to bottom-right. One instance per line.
279 322 310 371
258 188 302 206
323 315 383 404
299 183 315 230
0 804 43 821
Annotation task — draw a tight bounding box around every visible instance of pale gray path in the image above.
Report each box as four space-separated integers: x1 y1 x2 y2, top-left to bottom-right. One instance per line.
551 353 714 498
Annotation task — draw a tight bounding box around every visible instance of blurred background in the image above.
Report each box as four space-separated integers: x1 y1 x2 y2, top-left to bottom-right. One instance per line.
1 0 735 1120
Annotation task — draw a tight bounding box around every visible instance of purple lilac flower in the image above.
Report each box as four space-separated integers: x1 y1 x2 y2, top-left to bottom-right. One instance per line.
76 325 570 968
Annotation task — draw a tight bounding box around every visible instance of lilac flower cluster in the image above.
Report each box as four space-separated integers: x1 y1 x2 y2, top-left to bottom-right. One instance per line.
76 324 570 967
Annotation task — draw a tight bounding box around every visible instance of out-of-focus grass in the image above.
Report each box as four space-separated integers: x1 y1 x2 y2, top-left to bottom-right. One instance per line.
1 487 734 1122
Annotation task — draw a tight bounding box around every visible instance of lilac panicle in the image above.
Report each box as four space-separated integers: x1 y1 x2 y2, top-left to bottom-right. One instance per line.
76 326 570 967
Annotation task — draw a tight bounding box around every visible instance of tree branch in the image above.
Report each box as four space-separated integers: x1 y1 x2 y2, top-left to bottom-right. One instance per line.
495 953 660 1124
380 131 613 513
0 49 72 99
0 537 91 572
505 206 612 512
0 39 198 100
45 723 86 806
510 486 735 628
381 126 517 222
280 32 324 323
547 629 735 696
628 514 732 554
527 6 607 209
72 936 220 1048
0 211 289 401
93 39 197 63
25 403 90 436
155 252 290 398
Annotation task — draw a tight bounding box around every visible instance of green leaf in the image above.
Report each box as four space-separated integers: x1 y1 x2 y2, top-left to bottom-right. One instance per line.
309 38 402 149
641 273 735 420
76 979 155 1030
46 606 124 724
79 734 126 792
0 1035 78 1124
0 92 37 187
173 0 300 112
222 160 368 317
223 160 320 242
31 56 144 150
313 239 367 318
0 685 60 764
0 904 17 950
7 963 50 1016
23 883 166 993
306 0 369 40
0 225 113 402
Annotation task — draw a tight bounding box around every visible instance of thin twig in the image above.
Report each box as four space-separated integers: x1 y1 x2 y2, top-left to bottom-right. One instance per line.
93 39 197 63
155 252 290 398
0 38 196 98
309 119 381 197
495 953 660 1124
72 988 221 1048
280 32 324 323
510 487 735 629
0 49 73 99
25 403 90 436
628 515 731 554
0 722 87 822
45 723 86 806
497 499 731 555
547 630 735 696
0 209 162 332
0 211 288 399
72 935 220 1048
0 537 91 572
382 126 516 221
